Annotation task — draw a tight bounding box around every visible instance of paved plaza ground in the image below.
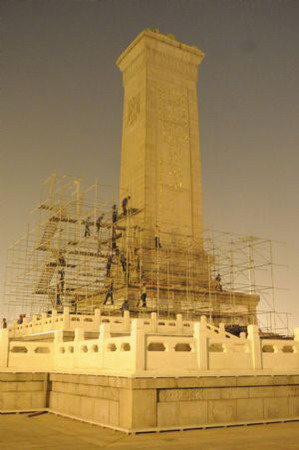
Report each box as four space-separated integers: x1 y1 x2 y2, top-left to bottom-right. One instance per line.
0 414 299 449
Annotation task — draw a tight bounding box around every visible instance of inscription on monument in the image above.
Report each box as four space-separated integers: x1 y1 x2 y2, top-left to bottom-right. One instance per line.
158 388 204 402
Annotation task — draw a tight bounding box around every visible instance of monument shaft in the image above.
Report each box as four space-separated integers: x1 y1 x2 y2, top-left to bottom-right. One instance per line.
117 30 204 245
114 30 258 321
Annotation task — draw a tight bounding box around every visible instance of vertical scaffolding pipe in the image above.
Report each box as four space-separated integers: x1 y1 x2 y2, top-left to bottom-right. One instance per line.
247 238 256 295
269 240 276 332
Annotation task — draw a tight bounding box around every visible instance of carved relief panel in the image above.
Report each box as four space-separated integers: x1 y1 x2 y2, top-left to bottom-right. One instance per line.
157 85 192 235
126 93 141 127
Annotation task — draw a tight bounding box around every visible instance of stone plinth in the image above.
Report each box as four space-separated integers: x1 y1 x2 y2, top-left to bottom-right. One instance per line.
2 372 299 432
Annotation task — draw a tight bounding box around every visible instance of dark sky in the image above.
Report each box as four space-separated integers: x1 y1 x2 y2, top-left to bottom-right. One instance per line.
1 0 299 328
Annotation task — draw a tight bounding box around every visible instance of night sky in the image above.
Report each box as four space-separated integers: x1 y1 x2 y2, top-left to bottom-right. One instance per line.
1 1 299 328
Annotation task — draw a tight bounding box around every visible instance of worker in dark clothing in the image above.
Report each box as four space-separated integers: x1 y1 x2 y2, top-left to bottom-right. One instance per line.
215 273 223 292
120 252 127 272
2 318 7 329
84 217 91 237
58 254 66 267
122 196 131 216
111 226 118 251
59 269 65 292
70 297 78 314
106 254 113 277
154 226 162 249
56 288 62 307
112 205 118 224
103 282 114 305
17 314 23 325
96 213 104 233
120 299 129 316
137 283 147 307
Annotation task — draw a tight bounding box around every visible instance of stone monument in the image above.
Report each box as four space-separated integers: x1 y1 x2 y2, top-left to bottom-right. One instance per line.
115 29 258 323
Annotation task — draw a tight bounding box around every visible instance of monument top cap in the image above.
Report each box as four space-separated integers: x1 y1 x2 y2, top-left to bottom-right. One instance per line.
116 29 205 70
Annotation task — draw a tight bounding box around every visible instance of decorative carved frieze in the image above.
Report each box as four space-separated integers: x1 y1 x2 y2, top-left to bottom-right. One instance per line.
146 48 199 81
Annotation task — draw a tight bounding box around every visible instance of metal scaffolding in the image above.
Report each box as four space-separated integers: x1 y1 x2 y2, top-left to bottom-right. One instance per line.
3 175 290 334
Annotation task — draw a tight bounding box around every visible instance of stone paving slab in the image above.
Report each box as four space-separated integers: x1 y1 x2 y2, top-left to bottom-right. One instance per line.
0 413 299 449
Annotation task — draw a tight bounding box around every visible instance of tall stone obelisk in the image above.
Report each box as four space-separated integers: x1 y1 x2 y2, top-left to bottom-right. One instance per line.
111 29 259 322
117 29 204 247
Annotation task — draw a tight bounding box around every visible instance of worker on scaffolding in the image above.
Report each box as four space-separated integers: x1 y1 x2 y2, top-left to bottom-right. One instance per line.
120 299 129 316
122 196 131 216
120 252 127 273
59 268 65 292
56 287 62 308
106 254 113 277
96 213 104 233
58 253 66 267
112 226 118 252
215 273 223 292
71 295 78 314
154 226 162 249
112 204 118 224
84 217 92 237
103 282 114 305
137 282 147 307
17 314 24 325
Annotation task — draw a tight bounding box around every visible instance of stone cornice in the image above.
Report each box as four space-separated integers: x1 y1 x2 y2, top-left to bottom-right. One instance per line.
116 29 205 74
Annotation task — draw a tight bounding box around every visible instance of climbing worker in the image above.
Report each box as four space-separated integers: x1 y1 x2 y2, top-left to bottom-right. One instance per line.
71 295 78 314
106 254 113 277
84 217 91 237
154 226 162 249
2 318 7 329
122 196 131 216
141 283 147 307
112 204 118 224
215 273 223 292
137 282 147 307
103 282 114 305
56 288 62 307
59 269 65 292
111 226 118 252
120 252 127 273
120 299 129 316
96 213 104 233
58 253 66 267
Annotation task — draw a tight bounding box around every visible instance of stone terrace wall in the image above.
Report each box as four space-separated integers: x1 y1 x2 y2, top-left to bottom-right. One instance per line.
0 372 48 411
49 373 299 431
156 375 299 428
1 372 299 431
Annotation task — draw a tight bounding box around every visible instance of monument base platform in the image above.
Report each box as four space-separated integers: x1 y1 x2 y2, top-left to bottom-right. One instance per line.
1 372 299 433
99 289 260 327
